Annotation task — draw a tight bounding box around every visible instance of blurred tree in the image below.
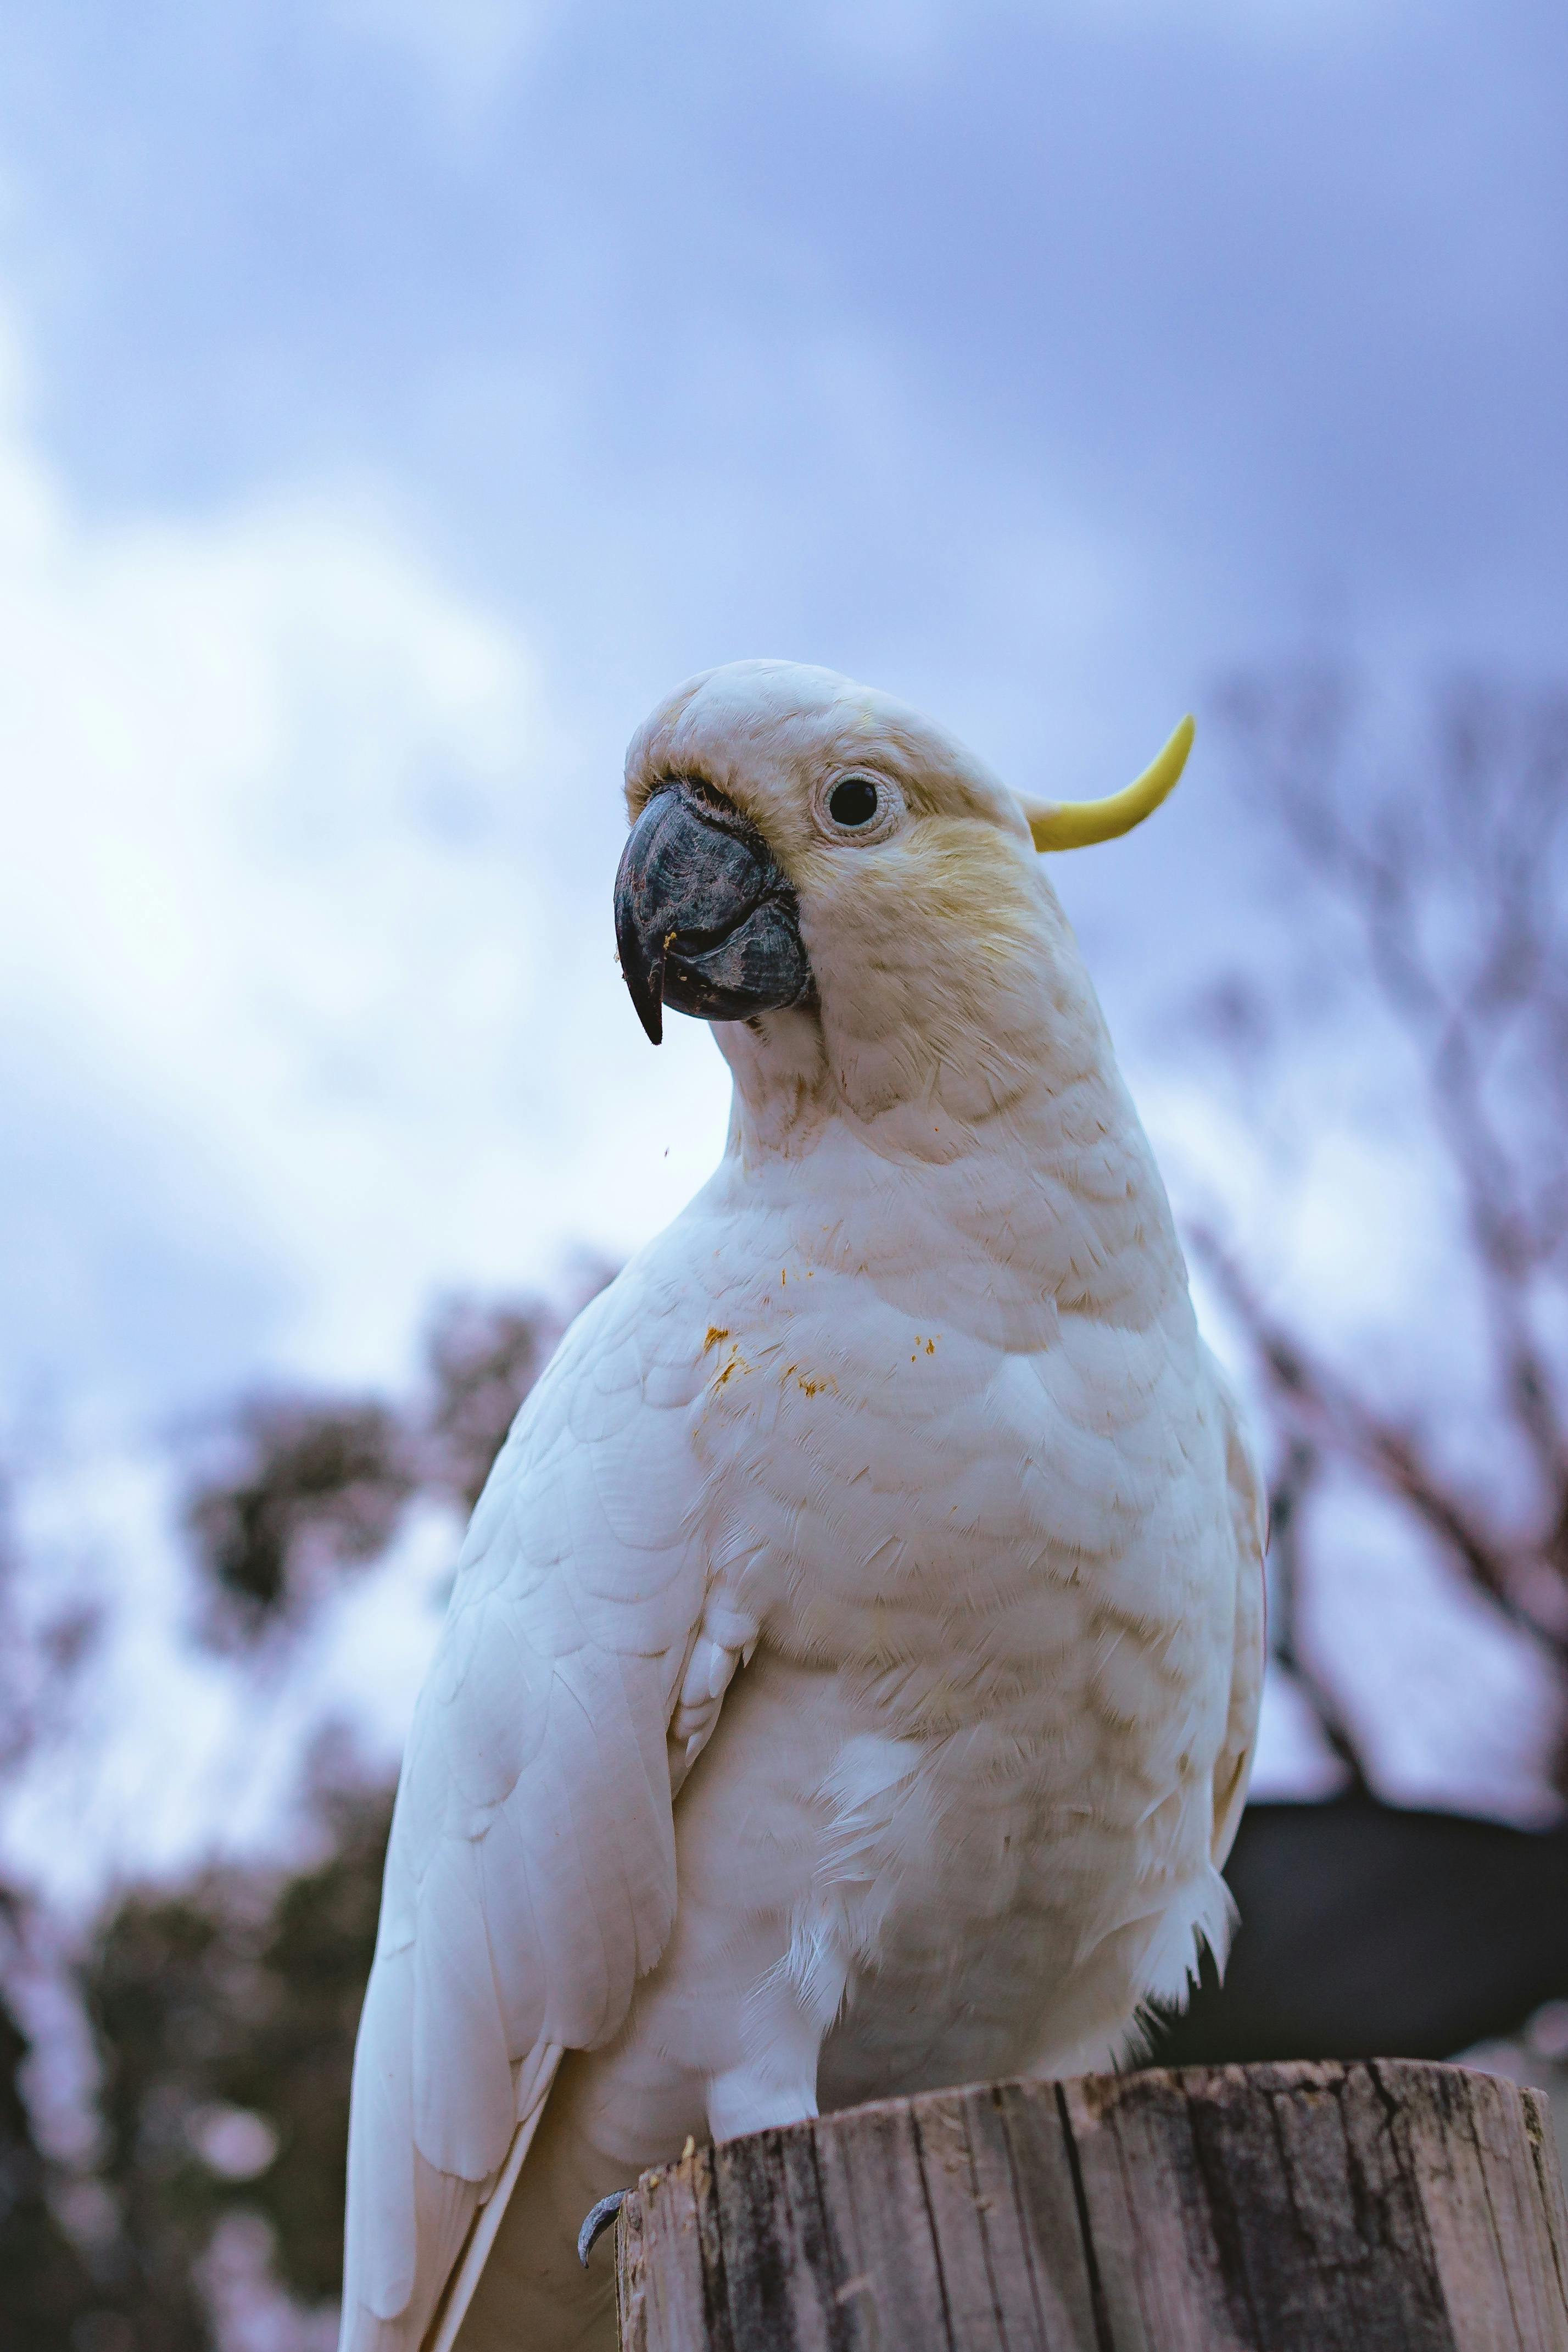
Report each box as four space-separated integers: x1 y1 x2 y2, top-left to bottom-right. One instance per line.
10 1284 589 2344
0 1893 104 2351
81 1883 239 2350
205 1775 392 2306
0 1473 121 2347
185 1400 415 1646
1188 670 1568 1776
180 1285 596 1646
79 1770 393 2336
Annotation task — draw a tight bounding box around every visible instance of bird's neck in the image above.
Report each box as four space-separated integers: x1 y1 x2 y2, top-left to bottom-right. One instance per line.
713 946 1185 1324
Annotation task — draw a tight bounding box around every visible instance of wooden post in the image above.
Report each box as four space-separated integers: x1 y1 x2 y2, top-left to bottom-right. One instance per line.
615 2060 1568 2351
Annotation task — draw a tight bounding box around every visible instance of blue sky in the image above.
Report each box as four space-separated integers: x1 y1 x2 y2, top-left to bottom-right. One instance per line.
1 0 1565 1431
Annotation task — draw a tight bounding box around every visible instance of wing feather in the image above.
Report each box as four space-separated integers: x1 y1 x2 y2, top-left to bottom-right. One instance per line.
339 1267 713 2351
1207 1348 1268 1868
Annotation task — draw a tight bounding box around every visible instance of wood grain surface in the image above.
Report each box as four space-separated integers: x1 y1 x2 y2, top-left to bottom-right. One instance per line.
614 2061 1568 2351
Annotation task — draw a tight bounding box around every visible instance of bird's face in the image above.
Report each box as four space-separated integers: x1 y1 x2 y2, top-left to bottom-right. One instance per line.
615 660 1042 1058
614 659 1191 1130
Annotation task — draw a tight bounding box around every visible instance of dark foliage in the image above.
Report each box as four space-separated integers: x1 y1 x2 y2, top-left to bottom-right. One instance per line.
214 1784 392 2302
80 1779 393 2333
8 1287 571 2337
23 1290 585 2337
0 1973 103 2350
179 1290 581 1646
1153 1796 1568 2065
185 1400 414 1638
82 1893 236 2351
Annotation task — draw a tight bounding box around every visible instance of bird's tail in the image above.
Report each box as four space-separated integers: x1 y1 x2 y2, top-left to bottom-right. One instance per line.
421 2046 564 2352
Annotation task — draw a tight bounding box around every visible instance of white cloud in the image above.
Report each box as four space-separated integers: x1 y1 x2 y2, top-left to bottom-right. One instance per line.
329 0 557 112
808 0 1396 76
0 291 731 1423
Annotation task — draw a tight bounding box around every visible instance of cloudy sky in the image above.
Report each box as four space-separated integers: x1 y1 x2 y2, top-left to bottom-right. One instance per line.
0 2 1565 1876
2 0 1563 1431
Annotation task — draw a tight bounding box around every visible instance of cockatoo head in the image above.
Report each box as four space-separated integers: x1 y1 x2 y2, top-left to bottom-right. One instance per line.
615 659 1190 1127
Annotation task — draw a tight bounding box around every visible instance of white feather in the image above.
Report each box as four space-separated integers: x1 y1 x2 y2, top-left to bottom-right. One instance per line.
339 1270 712 2348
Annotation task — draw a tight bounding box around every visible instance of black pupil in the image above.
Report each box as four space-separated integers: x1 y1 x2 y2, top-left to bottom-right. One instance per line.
829 776 879 828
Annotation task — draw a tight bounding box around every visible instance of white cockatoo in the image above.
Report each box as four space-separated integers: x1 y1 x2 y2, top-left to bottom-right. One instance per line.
339 660 1265 2352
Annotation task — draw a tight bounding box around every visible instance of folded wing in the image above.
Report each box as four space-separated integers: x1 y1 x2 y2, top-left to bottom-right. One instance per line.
339 1268 711 2352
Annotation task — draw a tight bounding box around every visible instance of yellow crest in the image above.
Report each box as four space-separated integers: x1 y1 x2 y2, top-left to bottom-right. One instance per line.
1020 715 1194 852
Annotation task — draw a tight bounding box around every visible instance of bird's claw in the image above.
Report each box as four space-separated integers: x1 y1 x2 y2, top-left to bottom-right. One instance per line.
577 2189 628 2268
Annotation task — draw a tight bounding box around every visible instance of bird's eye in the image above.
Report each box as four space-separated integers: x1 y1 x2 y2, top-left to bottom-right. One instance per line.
827 776 880 829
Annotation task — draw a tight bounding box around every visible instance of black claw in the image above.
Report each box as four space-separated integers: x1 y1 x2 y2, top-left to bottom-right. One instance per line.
577 2188 628 2268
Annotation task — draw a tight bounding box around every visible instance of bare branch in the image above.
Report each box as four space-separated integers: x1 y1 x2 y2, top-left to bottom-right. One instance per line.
1264 1437 1371 1792
1208 667 1568 1590
1190 1222 1567 1672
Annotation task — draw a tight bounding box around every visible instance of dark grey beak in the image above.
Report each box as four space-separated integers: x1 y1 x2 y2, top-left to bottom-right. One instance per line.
613 781 814 1045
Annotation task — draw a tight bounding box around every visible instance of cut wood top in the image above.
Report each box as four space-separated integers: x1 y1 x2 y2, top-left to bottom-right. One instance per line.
615 2061 1568 2352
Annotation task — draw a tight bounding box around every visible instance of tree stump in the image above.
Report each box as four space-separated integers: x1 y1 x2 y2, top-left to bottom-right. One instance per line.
614 2060 1568 2351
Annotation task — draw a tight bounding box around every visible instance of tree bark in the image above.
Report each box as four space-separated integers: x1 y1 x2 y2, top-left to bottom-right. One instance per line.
615 2060 1568 2351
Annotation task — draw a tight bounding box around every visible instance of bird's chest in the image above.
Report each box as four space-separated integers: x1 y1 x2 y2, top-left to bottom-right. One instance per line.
688 1253 1222 1778
663 1173 1235 2087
